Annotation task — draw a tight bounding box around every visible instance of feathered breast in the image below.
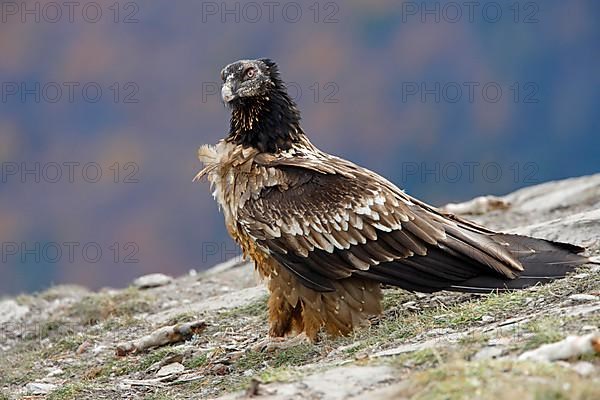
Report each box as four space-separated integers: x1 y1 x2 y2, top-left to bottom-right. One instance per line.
194 140 290 238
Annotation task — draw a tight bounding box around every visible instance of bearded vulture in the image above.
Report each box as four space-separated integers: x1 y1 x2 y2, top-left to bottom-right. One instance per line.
195 59 596 341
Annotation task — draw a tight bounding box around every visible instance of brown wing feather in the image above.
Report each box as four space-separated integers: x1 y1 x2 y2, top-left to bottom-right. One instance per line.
237 154 530 293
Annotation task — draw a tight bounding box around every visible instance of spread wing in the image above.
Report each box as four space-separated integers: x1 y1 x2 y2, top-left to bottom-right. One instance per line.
237 156 528 293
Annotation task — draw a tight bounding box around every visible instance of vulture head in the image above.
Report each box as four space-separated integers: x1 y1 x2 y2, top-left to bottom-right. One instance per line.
220 58 281 105
220 59 302 153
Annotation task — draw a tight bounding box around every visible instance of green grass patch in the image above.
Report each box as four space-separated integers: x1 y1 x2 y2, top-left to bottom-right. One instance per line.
165 312 199 326
220 296 268 319
185 353 209 369
522 317 565 351
272 343 316 368
401 359 599 400
137 348 180 371
67 288 152 326
47 383 86 400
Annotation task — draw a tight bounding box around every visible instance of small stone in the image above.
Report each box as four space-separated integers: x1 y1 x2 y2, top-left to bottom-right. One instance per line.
568 294 598 302
26 382 58 394
156 362 185 377
133 273 173 289
355 352 369 360
92 344 107 355
46 368 64 378
570 361 595 377
481 315 495 323
473 346 504 361
572 273 590 279
0 300 29 324
188 269 198 277
210 363 230 375
426 328 453 336
581 325 596 331
524 297 534 305
402 301 419 310
487 338 510 346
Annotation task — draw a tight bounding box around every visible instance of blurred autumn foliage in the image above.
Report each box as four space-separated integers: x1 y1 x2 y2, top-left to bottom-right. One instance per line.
0 0 598 293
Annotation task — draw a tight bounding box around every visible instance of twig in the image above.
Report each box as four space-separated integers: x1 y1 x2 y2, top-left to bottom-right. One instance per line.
116 320 207 356
169 373 207 385
519 332 600 362
121 378 167 388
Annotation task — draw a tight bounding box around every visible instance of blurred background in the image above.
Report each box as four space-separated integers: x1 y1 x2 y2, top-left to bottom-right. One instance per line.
0 0 598 294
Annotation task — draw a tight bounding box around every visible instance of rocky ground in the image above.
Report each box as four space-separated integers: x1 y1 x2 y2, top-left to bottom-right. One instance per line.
1 174 599 400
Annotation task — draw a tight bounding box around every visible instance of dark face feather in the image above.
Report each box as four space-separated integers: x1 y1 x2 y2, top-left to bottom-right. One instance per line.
221 58 302 153
220 59 275 104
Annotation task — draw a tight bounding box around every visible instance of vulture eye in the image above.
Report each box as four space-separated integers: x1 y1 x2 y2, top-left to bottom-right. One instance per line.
245 67 256 79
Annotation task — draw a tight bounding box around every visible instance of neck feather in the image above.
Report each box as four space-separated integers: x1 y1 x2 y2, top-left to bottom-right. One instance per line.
227 87 303 153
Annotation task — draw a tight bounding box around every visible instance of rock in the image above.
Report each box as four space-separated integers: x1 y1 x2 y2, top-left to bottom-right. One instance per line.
509 209 600 246
524 297 534 305
571 273 590 279
156 362 185 377
425 327 453 337
507 174 600 213
91 344 109 356
25 382 58 394
46 368 64 378
566 303 600 317
570 361 596 377
300 365 393 399
218 365 395 400
442 195 511 215
472 346 504 360
148 285 267 324
581 325 596 331
487 338 511 346
461 173 600 241
133 273 173 289
201 256 250 277
568 294 598 302
481 315 495 323
209 363 230 375
0 299 29 324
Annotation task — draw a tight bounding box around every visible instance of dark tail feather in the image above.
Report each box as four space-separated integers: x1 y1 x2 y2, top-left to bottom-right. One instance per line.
449 234 591 293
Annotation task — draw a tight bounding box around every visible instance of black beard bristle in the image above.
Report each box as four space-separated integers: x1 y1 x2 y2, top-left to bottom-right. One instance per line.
227 64 303 153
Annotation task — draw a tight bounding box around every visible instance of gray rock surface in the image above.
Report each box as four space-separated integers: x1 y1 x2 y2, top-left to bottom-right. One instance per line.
218 366 395 400
468 173 600 237
24 382 57 395
0 300 29 325
133 273 174 289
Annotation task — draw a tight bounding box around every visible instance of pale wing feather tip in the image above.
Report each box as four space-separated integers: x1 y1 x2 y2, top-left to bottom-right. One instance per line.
198 144 217 162
193 144 218 182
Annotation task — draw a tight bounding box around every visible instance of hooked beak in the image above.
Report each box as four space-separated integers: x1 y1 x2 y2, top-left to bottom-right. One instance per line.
221 80 237 103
